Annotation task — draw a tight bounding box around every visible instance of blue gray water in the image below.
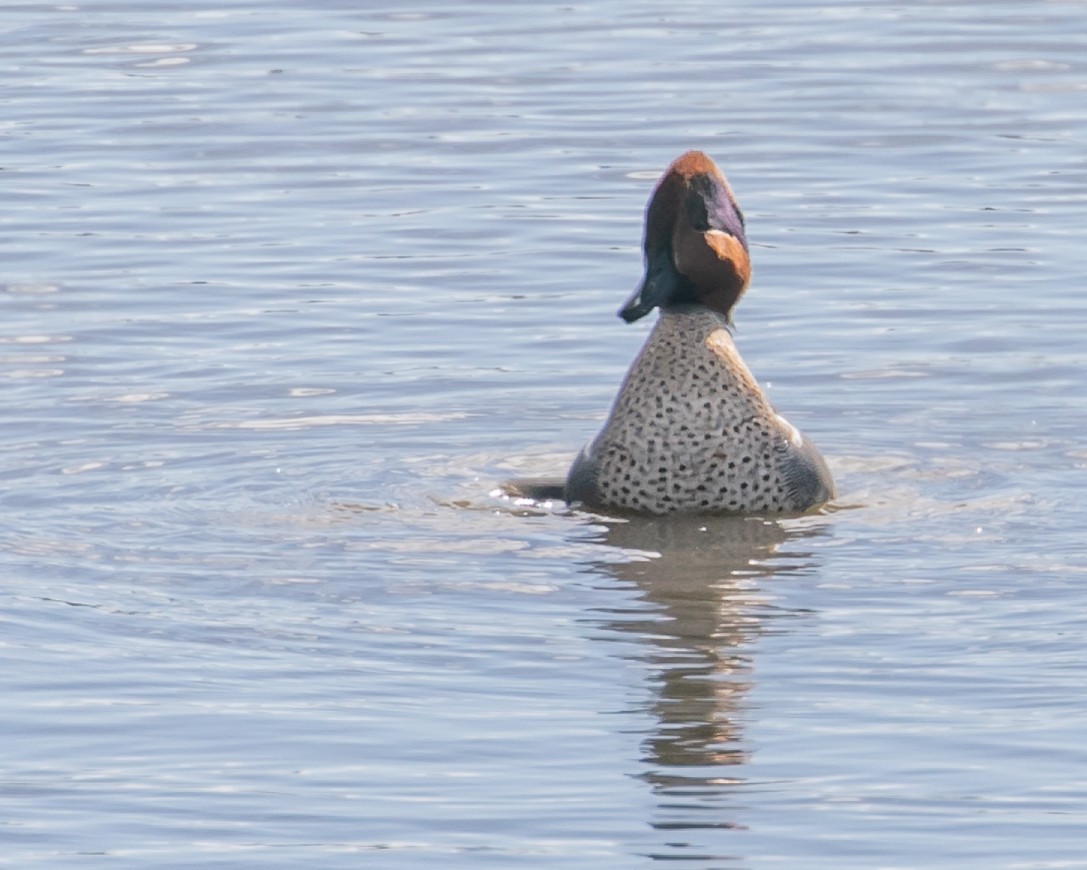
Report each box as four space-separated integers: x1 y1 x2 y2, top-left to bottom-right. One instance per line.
3 1 1086 867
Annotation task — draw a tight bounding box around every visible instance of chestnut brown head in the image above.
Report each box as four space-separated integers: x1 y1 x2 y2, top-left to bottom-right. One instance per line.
619 151 751 324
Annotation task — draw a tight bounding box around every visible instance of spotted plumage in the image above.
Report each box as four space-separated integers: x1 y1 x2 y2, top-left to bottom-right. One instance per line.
563 150 833 515
564 305 832 514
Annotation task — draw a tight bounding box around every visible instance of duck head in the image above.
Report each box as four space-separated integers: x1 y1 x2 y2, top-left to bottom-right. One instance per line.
619 151 751 324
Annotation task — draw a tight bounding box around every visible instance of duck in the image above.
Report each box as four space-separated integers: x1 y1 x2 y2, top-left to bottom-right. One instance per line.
505 150 833 515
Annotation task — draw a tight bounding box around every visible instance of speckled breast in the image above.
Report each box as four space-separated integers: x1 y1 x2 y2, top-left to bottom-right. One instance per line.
580 306 823 514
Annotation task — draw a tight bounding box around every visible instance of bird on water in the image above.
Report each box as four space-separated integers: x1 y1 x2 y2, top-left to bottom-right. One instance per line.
507 150 833 516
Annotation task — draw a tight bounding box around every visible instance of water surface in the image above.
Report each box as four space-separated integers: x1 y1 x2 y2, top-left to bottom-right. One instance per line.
3 1 1087 867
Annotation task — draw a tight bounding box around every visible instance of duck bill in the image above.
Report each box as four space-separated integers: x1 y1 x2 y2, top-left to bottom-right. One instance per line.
618 248 680 323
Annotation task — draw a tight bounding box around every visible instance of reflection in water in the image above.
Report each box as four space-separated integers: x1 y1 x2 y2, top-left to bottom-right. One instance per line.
582 514 827 854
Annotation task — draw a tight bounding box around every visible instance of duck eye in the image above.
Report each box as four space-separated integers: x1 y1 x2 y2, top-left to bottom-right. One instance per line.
684 187 712 232
686 173 745 237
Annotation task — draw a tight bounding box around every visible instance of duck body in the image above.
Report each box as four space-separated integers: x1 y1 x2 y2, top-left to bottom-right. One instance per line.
565 304 832 514
562 150 833 515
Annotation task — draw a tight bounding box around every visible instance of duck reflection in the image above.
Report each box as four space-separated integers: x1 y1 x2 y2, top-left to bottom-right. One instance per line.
580 513 825 829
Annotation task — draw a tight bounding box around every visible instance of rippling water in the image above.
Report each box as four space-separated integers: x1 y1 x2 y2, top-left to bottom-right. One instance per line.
4 1 1087 867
